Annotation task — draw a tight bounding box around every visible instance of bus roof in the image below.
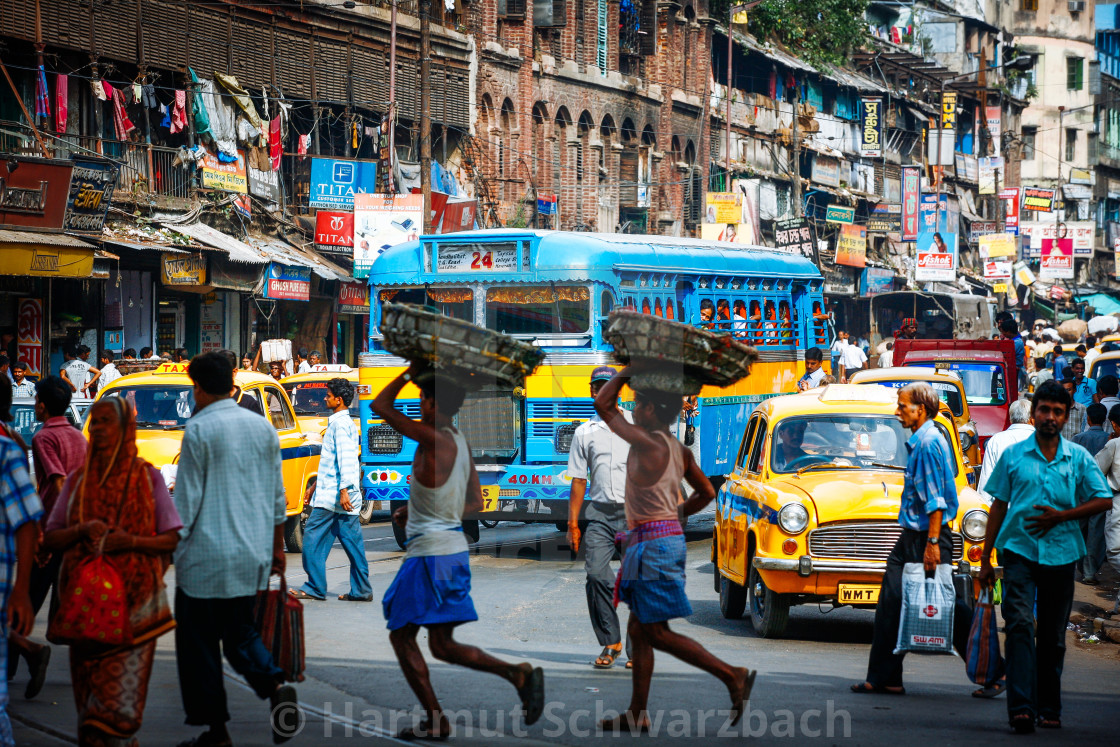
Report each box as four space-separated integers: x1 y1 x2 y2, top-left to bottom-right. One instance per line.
367 229 822 285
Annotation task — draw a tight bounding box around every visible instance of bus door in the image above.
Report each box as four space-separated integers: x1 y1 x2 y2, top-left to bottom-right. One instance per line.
675 280 695 324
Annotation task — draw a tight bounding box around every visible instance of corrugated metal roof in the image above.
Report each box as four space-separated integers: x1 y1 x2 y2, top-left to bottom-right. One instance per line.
0 229 96 248
100 237 190 254
160 222 266 264
242 237 352 281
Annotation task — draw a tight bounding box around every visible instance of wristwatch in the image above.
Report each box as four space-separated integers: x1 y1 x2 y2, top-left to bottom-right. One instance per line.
927 535 940 545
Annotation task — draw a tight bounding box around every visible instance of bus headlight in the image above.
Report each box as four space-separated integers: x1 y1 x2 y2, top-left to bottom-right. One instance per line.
961 509 988 542
778 503 809 534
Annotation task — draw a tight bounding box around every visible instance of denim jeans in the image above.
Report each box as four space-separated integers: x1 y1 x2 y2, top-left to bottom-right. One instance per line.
1081 512 1107 579
299 507 372 600
1001 550 1075 722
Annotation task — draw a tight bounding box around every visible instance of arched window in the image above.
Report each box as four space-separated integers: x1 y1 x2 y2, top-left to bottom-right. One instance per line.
641 298 652 314
555 107 573 228
654 299 663 317
500 98 516 183
532 102 549 195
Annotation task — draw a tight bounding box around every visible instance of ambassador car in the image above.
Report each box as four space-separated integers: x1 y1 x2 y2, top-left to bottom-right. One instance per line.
712 384 990 638
89 362 320 552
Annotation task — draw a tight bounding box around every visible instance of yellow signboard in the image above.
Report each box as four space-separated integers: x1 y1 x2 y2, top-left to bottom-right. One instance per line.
161 253 207 286
993 283 1009 294
979 233 1016 258
705 192 743 224
200 151 248 194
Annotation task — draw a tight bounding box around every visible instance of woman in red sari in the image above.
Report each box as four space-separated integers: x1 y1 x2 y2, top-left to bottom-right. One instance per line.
43 396 181 746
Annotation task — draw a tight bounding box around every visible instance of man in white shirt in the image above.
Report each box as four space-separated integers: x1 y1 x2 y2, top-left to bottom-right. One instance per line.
830 332 849 380
839 337 868 382
568 367 632 669
1085 335 1101 372
59 345 99 395
798 348 826 390
878 341 894 368
1096 375 1120 415
296 347 312 375
89 350 121 393
977 398 1035 504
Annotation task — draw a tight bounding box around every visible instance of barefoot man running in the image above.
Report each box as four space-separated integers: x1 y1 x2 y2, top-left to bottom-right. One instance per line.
593 366 755 732
374 363 545 740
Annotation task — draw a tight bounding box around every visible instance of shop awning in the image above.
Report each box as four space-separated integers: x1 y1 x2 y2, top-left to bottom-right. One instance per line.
100 237 191 255
1077 292 1120 315
243 236 353 282
0 229 96 278
159 221 266 264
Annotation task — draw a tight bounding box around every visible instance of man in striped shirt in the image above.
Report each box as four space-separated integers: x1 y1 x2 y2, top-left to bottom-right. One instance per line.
292 377 371 601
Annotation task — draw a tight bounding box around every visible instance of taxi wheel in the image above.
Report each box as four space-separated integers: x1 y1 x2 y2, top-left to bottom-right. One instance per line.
359 499 376 525
719 575 747 620
480 519 500 529
284 515 304 554
748 558 790 638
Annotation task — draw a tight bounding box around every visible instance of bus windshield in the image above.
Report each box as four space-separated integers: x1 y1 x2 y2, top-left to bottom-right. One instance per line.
909 362 1007 405
485 285 591 335
378 287 473 321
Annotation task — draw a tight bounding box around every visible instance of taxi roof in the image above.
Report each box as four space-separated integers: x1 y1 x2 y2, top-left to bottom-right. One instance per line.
849 367 964 385
281 366 358 385
758 386 956 434
103 362 282 389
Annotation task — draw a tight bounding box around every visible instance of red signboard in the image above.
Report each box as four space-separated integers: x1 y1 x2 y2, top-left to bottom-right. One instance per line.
440 200 478 234
901 166 920 241
16 298 43 376
314 210 354 248
999 187 1020 233
0 157 73 229
337 281 370 314
1041 238 1074 279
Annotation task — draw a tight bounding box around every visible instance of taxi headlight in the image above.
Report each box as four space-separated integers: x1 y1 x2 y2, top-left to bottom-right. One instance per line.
959 429 975 452
778 503 810 534
961 509 988 542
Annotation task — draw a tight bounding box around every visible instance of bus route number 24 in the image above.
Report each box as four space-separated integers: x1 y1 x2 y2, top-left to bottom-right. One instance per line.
470 251 494 269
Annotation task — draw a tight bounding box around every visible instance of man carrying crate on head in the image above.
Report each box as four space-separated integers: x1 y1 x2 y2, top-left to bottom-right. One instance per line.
372 361 545 740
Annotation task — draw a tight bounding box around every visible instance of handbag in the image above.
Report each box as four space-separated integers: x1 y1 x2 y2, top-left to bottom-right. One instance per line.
46 534 133 647
894 563 956 656
254 573 306 683
965 588 1005 685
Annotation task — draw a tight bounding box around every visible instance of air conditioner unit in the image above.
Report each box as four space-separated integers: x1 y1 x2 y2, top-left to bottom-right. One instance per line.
1068 0 1085 13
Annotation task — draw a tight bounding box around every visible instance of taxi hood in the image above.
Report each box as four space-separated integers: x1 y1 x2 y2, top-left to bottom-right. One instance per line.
774 470 906 523
132 431 184 468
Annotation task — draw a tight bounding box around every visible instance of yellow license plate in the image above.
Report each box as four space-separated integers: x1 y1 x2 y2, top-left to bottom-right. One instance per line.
838 584 880 604
481 486 500 513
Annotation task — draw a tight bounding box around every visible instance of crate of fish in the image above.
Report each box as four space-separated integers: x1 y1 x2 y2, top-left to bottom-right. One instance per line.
603 310 757 395
378 302 545 390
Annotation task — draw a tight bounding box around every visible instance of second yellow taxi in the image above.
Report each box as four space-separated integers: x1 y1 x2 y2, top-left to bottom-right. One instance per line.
713 384 990 638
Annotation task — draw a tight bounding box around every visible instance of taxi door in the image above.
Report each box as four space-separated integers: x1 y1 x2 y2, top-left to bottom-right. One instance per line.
253 382 321 517
717 413 765 586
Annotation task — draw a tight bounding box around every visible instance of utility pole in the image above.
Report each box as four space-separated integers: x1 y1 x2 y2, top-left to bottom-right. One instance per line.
792 85 802 217
387 0 397 194
420 0 432 233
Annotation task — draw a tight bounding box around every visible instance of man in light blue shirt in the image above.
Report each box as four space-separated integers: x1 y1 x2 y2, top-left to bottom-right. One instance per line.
979 380 1113 733
853 382 957 696
1069 358 1096 408
293 377 370 602
172 353 297 746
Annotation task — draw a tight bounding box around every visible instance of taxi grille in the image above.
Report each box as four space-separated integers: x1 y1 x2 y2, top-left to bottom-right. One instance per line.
808 523 962 562
456 389 519 458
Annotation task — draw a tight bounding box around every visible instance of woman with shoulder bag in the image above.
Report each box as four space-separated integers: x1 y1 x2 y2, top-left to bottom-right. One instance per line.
42 397 181 747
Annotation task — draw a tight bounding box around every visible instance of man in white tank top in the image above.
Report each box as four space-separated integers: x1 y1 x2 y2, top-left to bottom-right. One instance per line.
372 363 545 740
594 365 756 733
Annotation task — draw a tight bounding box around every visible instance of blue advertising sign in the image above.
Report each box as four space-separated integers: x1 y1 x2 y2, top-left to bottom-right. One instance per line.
262 263 311 302
309 157 377 210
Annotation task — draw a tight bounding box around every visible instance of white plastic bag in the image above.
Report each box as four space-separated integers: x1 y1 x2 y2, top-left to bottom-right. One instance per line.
894 562 957 656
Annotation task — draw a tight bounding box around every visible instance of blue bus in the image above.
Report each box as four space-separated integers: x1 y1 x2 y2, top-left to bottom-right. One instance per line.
358 230 829 546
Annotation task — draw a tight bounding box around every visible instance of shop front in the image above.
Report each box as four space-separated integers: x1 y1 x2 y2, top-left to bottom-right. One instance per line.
336 281 370 366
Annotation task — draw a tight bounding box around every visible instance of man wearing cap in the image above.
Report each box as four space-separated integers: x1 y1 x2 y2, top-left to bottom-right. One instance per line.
894 318 918 341
567 366 632 670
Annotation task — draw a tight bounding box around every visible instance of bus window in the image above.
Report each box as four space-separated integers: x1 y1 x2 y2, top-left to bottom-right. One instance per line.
665 300 675 320
654 299 663 317
379 287 473 321
601 291 614 316
485 285 591 334
641 298 652 314
716 299 731 332
732 300 747 339
779 301 794 344
749 300 762 343
764 301 777 345
811 301 829 345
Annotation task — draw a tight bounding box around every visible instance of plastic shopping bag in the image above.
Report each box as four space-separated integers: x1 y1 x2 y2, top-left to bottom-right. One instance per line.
894 563 957 655
965 588 1005 685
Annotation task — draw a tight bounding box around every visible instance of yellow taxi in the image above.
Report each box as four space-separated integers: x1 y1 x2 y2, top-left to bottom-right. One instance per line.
280 364 372 524
849 367 981 471
1088 350 1120 381
89 362 320 552
712 384 990 638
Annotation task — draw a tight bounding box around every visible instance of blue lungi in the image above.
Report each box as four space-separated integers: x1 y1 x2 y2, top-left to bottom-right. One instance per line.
383 551 479 630
615 520 692 624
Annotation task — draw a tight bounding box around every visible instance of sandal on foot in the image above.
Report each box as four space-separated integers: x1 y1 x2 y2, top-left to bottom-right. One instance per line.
850 682 905 695
1009 713 1035 734
593 646 621 669
730 669 758 727
287 589 323 601
625 660 632 669
270 684 301 744
24 645 50 699
972 679 1006 699
517 666 546 726
338 593 373 602
1037 716 1061 729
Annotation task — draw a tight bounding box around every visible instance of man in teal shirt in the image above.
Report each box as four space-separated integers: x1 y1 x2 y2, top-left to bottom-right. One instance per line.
979 380 1113 734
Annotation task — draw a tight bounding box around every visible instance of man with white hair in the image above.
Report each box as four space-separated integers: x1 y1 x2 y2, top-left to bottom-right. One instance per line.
978 399 1035 504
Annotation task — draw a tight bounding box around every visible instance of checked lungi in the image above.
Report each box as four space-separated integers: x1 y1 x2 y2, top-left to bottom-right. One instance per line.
614 520 691 624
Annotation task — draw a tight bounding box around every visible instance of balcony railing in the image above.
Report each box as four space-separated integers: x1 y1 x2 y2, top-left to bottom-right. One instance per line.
0 121 193 200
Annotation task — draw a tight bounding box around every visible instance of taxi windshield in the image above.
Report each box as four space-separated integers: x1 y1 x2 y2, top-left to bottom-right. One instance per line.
908 362 1007 405
862 379 965 418
284 382 360 417
770 415 958 476
1092 358 1119 381
102 386 195 428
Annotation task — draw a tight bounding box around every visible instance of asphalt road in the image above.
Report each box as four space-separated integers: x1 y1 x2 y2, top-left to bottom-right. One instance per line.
14 512 1120 745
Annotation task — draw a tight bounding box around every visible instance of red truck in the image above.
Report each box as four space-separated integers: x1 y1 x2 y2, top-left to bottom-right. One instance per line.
892 339 1018 454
